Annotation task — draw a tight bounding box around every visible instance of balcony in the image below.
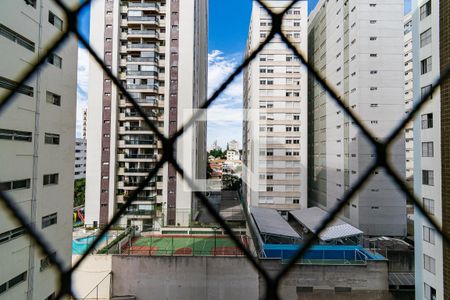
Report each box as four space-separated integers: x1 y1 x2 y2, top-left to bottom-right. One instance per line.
127 56 158 63
124 140 156 145
127 43 159 51
126 71 158 77
126 84 159 92
124 168 154 173
125 153 157 159
128 2 159 11
128 16 159 25
127 29 159 38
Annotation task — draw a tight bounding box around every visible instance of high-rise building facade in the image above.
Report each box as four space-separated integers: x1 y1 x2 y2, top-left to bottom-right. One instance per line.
0 0 77 298
75 138 87 180
243 0 308 211
307 0 406 236
413 0 449 299
404 13 414 190
85 0 207 230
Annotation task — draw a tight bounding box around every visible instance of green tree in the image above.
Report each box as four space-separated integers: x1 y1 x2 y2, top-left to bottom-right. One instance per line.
74 179 86 207
209 149 224 158
222 174 241 191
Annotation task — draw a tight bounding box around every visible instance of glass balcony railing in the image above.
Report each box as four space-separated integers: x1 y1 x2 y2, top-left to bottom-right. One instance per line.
128 2 159 9
127 30 159 38
124 168 154 173
127 43 159 50
127 57 158 63
126 84 159 91
126 70 158 77
124 140 156 145
125 153 157 159
128 16 159 23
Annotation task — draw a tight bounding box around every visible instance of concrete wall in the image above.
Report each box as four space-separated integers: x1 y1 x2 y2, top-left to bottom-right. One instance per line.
260 260 389 300
72 255 112 300
111 256 259 300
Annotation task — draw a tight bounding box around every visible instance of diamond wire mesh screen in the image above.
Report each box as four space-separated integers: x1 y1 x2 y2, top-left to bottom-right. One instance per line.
0 0 449 299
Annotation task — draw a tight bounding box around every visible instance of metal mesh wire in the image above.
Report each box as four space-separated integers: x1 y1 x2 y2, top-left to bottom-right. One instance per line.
0 0 449 299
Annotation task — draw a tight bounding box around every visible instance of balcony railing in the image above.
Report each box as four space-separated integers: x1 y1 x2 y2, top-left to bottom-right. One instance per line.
127 30 159 38
128 2 159 9
125 154 157 159
124 209 154 216
124 140 156 145
124 112 158 118
127 57 158 63
128 16 159 24
123 126 153 131
124 168 154 173
126 71 158 77
127 43 159 50
126 84 158 91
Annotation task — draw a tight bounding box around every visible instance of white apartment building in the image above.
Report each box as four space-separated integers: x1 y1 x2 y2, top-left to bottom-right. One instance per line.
413 0 449 299
227 139 239 151
404 13 414 190
243 0 308 211
85 0 207 230
226 150 240 162
308 0 406 236
75 138 87 180
0 0 77 298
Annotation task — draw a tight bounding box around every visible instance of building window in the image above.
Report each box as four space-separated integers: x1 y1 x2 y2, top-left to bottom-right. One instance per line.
421 57 432 74
420 1 432 20
44 133 60 145
48 11 63 30
40 252 56 272
47 53 62 68
424 283 436 300
46 91 61 106
420 28 432 48
423 226 435 244
0 128 32 142
423 197 435 215
43 174 59 185
0 271 27 295
0 227 25 244
24 0 37 8
422 142 434 157
42 213 57 228
422 170 434 186
0 76 34 97
423 254 435 274
0 179 31 191
421 113 433 129
266 186 273 192
0 23 35 51
421 85 433 99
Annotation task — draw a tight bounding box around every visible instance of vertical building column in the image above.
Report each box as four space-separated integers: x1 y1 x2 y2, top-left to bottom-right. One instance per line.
167 0 180 225
99 0 114 226
440 0 450 297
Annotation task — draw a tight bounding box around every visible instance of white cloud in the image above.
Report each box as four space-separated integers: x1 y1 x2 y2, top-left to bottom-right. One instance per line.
76 47 89 138
207 50 244 148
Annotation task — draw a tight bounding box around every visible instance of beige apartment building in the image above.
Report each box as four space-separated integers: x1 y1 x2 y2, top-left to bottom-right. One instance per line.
307 0 406 236
0 0 78 298
243 0 308 211
85 0 208 230
404 13 414 190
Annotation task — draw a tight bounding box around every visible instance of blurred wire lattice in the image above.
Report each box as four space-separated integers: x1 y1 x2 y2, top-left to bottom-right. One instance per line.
0 0 449 299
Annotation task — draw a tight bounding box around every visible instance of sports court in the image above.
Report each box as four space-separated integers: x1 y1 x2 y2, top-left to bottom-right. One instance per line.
122 234 249 256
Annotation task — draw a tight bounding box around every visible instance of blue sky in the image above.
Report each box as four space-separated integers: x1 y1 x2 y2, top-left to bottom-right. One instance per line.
77 0 412 147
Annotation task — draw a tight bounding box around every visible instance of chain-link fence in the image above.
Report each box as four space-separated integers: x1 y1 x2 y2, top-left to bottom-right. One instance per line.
0 0 449 299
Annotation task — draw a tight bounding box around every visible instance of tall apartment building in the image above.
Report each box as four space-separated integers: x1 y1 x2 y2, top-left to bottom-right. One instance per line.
243 0 308 211
413 0 449 299
0 0 77 298
307 0 406 236
404 13 414 190
75 138 87 180
85 0 207 230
